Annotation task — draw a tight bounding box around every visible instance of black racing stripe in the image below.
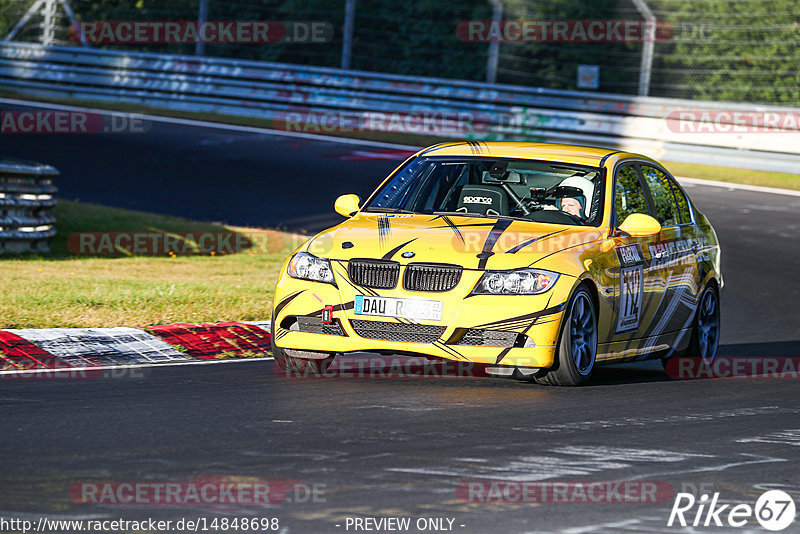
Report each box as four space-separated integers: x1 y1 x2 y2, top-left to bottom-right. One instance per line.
353 282 380 297
506 229 567 254
419 142 461 156
477 219 513 269
382 238 417 260
377 215 391 244
520 295 555 334
433 340 467 361
487 319 533 330
495 347 513 365
337 264 381 297
468 141 488 156
274 290 305 317
599 150 623 167
442 215 465 244
472 302 566 330
431 221 496 229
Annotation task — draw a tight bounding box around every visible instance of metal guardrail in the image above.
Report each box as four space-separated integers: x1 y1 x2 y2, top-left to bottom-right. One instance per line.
0 157 58 254
1 42 799 173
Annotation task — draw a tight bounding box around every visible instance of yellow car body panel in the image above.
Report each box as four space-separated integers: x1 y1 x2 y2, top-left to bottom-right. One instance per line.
272 142 722 370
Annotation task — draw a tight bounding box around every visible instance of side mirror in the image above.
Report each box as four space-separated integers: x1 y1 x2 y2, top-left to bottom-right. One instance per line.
618 213 661 237
334 194 361 217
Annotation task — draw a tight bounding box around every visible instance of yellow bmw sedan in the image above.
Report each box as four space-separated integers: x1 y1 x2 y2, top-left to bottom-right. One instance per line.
271 142 722 386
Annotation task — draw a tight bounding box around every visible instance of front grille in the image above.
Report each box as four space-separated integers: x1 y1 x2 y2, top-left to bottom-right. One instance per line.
403 263 463 292
454 328 519 347
348 259 399 289
350 319 446 343
296 316 345 336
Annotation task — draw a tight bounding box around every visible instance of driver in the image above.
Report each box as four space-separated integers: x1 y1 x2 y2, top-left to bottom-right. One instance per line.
544 195 585 220
557 197 583 219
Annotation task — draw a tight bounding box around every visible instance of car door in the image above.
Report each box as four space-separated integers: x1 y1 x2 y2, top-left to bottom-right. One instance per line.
604 162 666 349
637 164 699 334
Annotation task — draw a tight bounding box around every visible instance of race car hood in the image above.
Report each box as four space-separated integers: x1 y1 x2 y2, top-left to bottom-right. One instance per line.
304 213 603 271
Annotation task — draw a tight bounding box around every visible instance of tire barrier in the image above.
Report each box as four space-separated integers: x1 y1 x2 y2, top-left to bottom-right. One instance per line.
0 156 58 254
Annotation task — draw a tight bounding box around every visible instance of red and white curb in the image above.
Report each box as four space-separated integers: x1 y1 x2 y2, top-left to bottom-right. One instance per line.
0 322 273 376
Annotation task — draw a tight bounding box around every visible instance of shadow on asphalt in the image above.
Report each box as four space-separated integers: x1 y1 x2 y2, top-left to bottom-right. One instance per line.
587 340 800 387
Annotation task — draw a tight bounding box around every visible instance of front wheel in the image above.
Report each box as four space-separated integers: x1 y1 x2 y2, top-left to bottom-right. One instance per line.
535 286 597 386
270 321 336 376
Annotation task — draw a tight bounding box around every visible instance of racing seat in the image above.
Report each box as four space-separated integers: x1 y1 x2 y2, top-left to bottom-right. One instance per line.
455 185 508 216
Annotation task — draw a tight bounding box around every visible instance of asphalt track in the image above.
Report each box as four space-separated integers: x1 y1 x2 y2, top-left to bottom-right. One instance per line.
2 105 800 533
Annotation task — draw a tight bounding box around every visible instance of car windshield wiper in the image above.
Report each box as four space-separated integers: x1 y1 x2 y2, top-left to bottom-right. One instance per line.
362 207 417 214
432 211 520 221
432 210 484 218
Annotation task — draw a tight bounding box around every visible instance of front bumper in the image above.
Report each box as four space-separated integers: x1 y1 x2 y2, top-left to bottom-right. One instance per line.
272 264 574 368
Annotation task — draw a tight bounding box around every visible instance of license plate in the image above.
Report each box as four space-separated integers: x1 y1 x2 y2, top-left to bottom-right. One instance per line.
354 295 443 321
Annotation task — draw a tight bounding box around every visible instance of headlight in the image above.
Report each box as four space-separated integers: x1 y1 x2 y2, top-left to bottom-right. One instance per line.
472 269 559 295
287 252 335 284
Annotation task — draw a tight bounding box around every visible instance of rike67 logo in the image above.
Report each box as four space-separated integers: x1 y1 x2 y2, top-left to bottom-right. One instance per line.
668 490 796 531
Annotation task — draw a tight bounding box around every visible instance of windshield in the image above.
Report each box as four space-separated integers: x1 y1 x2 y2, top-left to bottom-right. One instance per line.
363 157 604 226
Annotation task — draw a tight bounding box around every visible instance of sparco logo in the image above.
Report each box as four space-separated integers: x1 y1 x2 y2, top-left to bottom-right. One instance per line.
463 196 493 205
668 490 796 531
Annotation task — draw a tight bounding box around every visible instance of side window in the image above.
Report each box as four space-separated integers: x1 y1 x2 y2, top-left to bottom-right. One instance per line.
667 178 692 224
640 165 679 227
614 164 649 225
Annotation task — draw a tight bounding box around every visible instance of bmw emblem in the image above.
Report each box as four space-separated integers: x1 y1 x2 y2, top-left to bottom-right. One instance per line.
401 251 415 258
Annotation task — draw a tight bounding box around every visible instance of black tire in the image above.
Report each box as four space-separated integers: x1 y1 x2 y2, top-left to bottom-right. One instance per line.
686 283 720 365
270 321 335 376
535 286 598 387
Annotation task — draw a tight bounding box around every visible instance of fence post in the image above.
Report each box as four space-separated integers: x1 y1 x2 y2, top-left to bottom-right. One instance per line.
631 0 655 96
195 0 210 56
486 0 503 84
41 0 58 45
341 0 356 70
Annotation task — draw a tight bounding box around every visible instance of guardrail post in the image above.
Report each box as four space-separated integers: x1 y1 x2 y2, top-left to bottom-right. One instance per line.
486 0 503 84
341 0 356 70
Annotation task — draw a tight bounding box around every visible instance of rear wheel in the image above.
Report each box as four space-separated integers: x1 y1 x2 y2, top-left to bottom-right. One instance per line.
687 284 720 365
535 286 597 386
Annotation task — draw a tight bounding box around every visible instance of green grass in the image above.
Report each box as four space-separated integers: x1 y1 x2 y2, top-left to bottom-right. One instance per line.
664 161 800 190
0 200 305 329
4 89 799 190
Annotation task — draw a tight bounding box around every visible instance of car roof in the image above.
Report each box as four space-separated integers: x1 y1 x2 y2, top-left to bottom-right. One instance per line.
416 142 652 168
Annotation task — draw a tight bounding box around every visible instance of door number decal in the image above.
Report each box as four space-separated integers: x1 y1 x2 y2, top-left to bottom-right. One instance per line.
617 265 643 332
